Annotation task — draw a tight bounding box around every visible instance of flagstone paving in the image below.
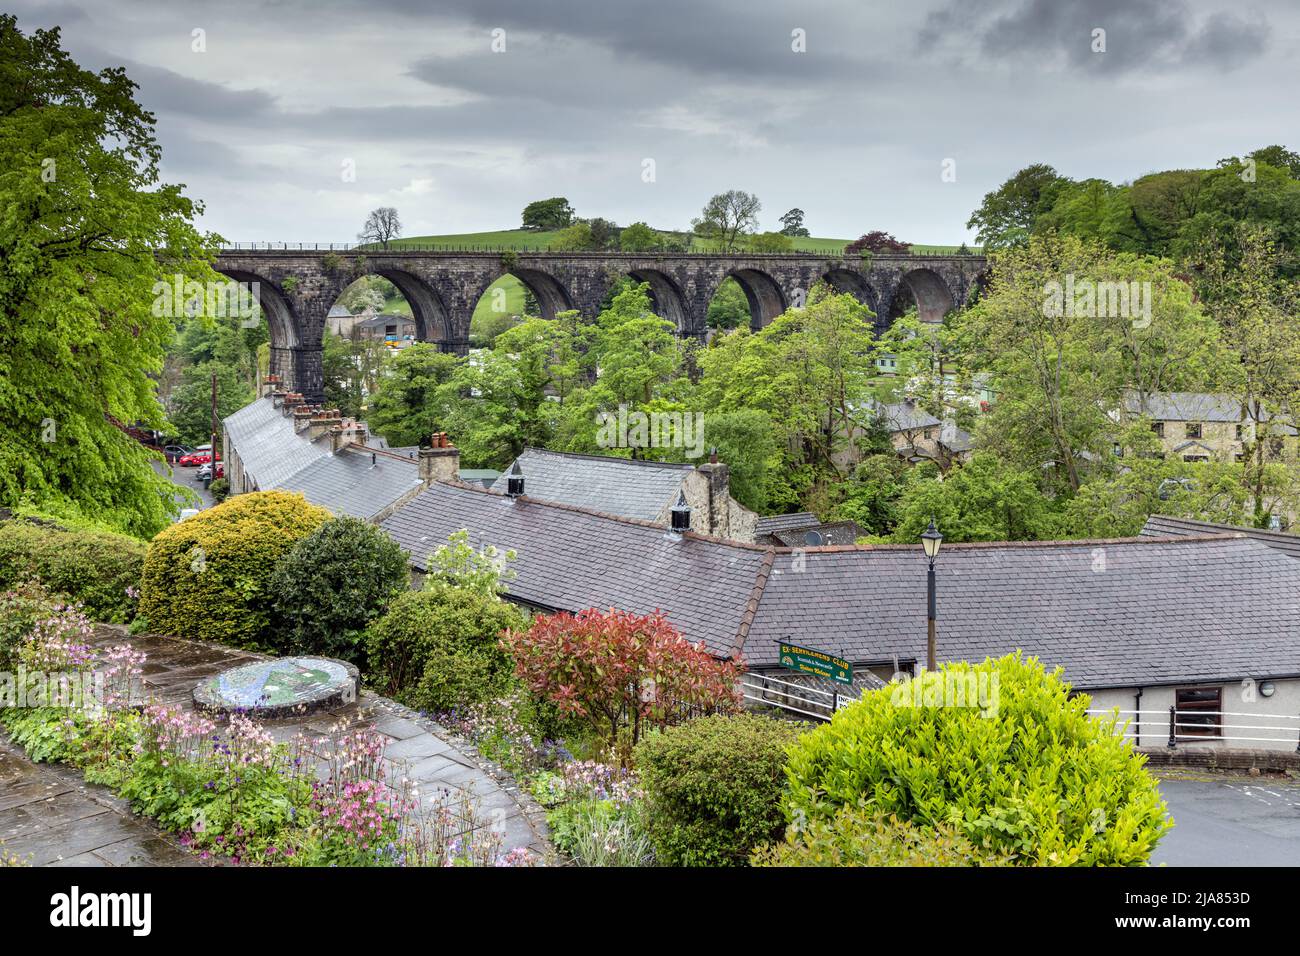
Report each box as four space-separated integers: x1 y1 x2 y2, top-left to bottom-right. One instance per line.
1 625 551 867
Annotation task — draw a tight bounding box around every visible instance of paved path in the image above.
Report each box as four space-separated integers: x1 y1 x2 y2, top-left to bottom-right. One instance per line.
1153 774 1300 866
0 737 199 867
4 626 550 867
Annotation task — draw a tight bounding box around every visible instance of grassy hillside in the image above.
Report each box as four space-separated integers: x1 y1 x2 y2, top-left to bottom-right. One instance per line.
386 228 975 255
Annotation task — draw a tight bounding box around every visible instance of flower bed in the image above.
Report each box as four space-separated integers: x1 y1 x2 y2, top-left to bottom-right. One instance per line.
0 589 533 867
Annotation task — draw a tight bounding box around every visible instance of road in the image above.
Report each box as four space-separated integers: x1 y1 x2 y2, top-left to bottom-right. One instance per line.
1153 774 1300 866
152 460 214 515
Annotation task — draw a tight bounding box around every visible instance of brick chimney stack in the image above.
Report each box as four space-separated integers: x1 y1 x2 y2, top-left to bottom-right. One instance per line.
418 432 460 484
308 409 342 442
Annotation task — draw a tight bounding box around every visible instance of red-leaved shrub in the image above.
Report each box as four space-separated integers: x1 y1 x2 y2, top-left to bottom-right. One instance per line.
502 609 741 748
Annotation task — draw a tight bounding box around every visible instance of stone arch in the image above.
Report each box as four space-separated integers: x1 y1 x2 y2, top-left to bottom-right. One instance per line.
369 268 452 346
890 268 957 324
724 268 788 330
509 267 573 320
821 268 880 314
216 268 298 382
626 269 690 333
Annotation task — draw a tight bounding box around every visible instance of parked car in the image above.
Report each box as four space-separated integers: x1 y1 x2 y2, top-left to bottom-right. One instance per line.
197 461 224 481
163 444 192 463
178 445 219 467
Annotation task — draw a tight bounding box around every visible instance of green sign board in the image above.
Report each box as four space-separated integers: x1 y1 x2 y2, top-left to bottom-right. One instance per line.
776 641 852 685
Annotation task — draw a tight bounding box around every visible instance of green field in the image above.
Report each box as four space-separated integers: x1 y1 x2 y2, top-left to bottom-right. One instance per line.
386 228 975 255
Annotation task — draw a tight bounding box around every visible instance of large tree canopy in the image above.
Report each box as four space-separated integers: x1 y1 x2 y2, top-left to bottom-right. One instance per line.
0 17 219 536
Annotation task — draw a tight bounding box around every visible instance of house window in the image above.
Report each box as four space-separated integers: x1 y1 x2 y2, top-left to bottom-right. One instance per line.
1185 423 1202 439
1236 424 1244 440
1175 687 1221 738
1183 454 1209 463
1152 422 1165 438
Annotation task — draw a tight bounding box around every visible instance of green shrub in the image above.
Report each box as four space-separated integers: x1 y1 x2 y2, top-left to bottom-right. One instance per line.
138 491 330 648
634 713 803 867
269 516 409 667
364 583 527 712
752 804 1014 867
0 520 144 623
209 478 231 503
783 653 1172 866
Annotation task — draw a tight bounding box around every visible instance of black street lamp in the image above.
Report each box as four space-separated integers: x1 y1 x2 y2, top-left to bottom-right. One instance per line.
920 518 943 671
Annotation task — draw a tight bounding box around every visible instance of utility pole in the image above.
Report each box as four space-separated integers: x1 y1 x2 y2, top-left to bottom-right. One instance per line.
209 372 219 490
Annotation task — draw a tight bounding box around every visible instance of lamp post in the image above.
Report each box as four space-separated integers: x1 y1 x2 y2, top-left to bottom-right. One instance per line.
920 519 943 672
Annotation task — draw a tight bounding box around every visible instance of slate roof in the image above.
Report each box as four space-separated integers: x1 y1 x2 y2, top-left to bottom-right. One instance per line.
745 535 1300 689
770 521 863 547
877 400 940 432
383 481 767 658
1123 391 1242 422
223 397 419 520
222 398 329 490
381 483 1300 690
755 513 819 536
1141 514 1300 561
488 448 694 522
278 447 422 521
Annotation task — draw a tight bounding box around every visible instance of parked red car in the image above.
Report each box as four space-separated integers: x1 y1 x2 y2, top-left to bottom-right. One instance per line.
178 446 220 467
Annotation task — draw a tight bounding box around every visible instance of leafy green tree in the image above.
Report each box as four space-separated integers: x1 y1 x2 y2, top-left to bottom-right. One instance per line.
778 208 809 237
706 278 751 330
619 222 660 252
746 231 793 252
1187 225 1300 524
521 197 575 230
589 282 688 414
692 190 761 251
696 287 877 508
0 18 220 536
551 221 597 251
693 409 779 513
890 453 1058 543
1248 144 1300 179
830 454 909 537
955 235 1219 493
366 343 460 447
166 362 255 445
1061 426 1250 537
966 163 1071 249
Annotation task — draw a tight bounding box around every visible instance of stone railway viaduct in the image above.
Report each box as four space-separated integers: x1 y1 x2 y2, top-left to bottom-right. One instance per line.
213 247 987 402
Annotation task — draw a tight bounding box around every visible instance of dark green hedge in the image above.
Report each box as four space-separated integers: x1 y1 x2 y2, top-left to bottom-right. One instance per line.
0 520 145 623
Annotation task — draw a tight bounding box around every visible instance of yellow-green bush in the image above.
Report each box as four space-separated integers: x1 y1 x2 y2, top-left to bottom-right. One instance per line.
139 492 330 648
0 520 145 622
753 804 1014 867
783 653 1172 866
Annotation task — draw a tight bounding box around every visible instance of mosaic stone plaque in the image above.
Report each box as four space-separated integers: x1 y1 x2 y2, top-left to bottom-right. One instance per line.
193 656 359 718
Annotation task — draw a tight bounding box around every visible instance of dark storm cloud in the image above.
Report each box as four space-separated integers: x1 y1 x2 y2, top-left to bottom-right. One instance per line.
919 0 1269 72
323 0 859 80
15 0 1290 241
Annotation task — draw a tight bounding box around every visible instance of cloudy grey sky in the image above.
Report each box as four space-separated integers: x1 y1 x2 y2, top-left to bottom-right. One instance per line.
15 0 1297 244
